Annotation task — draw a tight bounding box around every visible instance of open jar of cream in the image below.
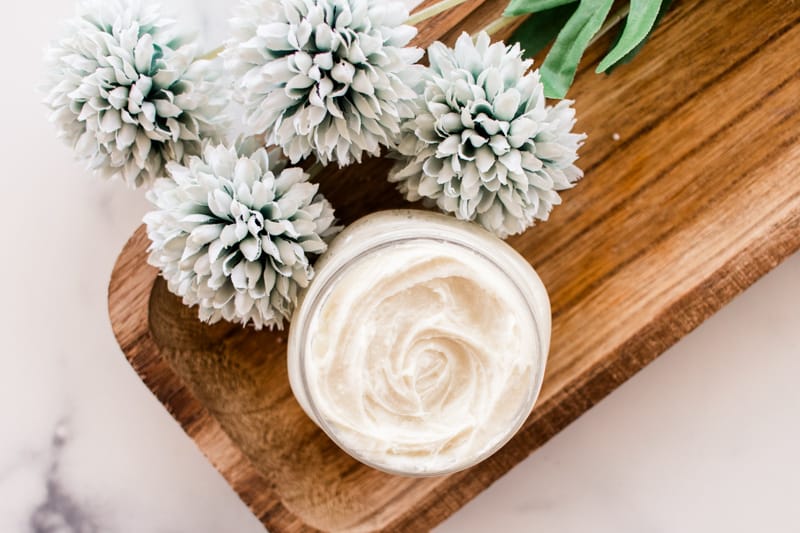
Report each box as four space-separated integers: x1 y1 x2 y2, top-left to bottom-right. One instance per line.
287 210 550 476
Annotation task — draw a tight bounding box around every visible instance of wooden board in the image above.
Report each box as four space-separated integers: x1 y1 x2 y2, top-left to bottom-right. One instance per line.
108 0 800 531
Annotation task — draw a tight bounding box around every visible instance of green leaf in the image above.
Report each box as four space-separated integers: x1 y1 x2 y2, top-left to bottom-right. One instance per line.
603 0 673 73
510 3 579 59
540 0 614 98
504 0 578 17
596 0 662 73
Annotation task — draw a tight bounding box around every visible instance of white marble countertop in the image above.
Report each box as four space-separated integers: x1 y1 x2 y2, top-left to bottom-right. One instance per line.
2 0 798 531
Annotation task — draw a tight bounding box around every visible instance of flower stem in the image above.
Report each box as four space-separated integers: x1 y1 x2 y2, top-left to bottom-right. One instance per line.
199 45 225 61
480 15 518 37
406 0 469 26
307 160 325 179
479 3 629 45
267 146 284 162
588 5 630 47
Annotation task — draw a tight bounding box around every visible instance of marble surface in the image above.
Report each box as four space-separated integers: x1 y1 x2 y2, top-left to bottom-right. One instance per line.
2 0 798 531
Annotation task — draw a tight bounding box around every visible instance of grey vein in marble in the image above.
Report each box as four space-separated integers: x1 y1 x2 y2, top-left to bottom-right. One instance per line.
30 423 97 533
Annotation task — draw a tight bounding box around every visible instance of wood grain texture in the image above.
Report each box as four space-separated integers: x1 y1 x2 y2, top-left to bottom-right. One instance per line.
108 0 800 531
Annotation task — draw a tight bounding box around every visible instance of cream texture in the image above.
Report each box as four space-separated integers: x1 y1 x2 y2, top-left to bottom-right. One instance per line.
304 240 539 474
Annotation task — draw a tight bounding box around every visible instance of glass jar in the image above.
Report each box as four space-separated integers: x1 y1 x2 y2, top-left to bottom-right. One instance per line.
287 210 550 476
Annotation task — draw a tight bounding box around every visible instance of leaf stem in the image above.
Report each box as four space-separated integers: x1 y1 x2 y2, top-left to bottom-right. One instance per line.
587 4 630 47
406 0 469 26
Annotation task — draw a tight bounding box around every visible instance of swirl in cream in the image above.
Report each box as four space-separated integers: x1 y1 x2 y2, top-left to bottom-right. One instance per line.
301 238 541 474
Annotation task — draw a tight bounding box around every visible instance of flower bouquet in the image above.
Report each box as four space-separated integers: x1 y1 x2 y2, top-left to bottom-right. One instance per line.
44 0 670 331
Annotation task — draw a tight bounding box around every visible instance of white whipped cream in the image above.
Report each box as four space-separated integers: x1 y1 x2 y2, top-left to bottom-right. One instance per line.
288 211 549 475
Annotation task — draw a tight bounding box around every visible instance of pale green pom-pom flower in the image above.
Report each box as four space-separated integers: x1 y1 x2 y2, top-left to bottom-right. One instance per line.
224 0 424 167
388 32 586 238
44 0 227 188
144 139 341 330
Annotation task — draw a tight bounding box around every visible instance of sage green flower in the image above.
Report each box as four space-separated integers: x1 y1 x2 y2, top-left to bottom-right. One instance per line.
44 0 227 188
224 0 423 166
389 32 585 238
144 139 340 329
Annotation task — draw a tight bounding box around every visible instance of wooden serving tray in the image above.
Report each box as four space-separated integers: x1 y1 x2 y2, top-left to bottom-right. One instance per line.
108 0 800 531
